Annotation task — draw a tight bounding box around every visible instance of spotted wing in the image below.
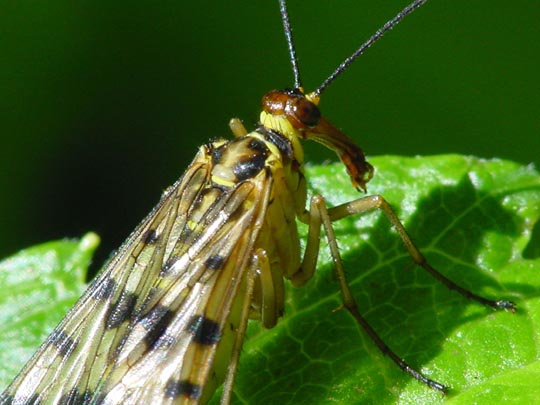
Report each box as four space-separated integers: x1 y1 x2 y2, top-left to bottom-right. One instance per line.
1 149 271 404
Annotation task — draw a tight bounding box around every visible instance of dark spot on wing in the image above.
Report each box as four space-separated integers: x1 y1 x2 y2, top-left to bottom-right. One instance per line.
105 291 138 329
187 315 221 345
141 229 159 244
139 305 174 349
110 333 129 363
50 330 77 357
152 333 176 350
137 286 158 314
179 225 194 244
204 254 225 271
164 379 201 399
59 388 92 405
161 255 179 276
93 277 116 301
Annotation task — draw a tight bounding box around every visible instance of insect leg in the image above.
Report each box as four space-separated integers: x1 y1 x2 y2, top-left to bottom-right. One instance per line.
294 194 449 391
219 252 260 405
327 194 515 311
256 249 285 328
229 118 248 137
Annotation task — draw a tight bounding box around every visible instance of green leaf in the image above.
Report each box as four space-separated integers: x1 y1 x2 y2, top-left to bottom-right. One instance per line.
0 233 99 387
224 155 540 404
1 156 539 404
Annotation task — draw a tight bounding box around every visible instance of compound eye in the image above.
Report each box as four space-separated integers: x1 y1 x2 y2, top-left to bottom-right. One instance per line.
291 98 321 127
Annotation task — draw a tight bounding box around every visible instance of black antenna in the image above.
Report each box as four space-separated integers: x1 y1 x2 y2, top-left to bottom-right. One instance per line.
279 0 302 89
314 0 428 96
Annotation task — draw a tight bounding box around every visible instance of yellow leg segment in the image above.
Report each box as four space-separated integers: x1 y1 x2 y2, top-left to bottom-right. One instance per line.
220 255 258 405
229 118 248 137
292 193 515 392
328 195 515 310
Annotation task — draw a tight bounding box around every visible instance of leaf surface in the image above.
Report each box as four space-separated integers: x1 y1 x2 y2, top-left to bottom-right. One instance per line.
1 156 539 404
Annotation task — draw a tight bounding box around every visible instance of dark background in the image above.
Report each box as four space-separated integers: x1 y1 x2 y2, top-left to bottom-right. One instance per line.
1 1 539 270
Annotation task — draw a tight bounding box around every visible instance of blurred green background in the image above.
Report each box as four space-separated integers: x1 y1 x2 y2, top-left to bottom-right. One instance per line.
1 1 539 271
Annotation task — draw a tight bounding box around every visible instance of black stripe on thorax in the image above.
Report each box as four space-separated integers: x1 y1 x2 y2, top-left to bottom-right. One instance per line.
256 126 294 161
232 137 270 181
